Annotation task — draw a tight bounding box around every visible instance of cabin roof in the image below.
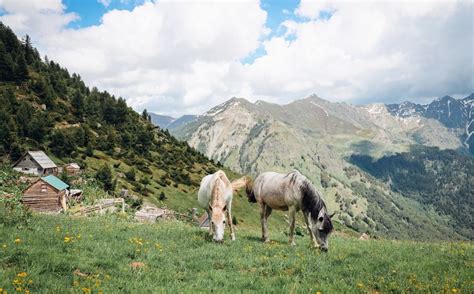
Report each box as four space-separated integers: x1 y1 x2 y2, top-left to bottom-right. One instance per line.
15 151 57 169
41 175 69 191
65 163 80 169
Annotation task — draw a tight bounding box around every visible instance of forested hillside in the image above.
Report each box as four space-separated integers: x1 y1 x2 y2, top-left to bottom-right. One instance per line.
350 146 473 238
0 22 223 209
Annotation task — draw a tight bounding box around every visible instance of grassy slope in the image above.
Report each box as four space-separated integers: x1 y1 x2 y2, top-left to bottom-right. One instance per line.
0 215 472 293
78 152 287 231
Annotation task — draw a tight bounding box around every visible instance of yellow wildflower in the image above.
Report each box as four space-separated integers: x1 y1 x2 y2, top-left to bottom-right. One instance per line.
24 290 30 294
451 288 460 293
17 272 27 278
14 238 21 244
2 244 6 248
64 236 72 243
82 287 91 294
316 292 322 294
357 283 364 288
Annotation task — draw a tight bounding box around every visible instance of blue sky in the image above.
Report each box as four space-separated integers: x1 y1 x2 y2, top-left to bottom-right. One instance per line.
0 0 471 116
64 0 143 28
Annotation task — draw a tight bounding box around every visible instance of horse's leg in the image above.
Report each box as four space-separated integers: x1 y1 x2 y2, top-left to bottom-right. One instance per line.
288 207 296 246
226 204 236 241
206 208 213 237
264 206 272 242
304 212 318 248
261 204 271 243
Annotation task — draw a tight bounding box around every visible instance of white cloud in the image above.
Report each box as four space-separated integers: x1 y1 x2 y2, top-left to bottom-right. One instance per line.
0 0 472 116
0 0 267 116
97 0 112 7
244 0 473 105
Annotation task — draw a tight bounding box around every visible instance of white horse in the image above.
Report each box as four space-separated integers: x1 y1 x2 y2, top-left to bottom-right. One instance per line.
247 170 334 251
198 170 248 242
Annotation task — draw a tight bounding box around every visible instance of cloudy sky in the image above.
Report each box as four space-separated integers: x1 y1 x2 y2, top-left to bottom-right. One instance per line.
0 0 472 116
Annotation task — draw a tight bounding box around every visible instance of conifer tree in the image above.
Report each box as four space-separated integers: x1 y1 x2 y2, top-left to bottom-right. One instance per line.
95 164 115 192
15 52 29 83
71 90 84 117
23 34 34 64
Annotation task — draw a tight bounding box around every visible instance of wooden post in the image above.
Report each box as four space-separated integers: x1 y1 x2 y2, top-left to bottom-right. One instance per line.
61 193 67 212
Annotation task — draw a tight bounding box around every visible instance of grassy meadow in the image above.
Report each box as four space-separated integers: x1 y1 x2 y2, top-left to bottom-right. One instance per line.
1 214 472 293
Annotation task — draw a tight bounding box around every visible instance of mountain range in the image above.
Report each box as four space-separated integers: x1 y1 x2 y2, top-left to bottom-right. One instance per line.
166 94 473 240
150 113 198 130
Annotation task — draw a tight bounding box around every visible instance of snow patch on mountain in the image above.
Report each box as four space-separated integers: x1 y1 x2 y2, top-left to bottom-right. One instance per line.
310 101 329 117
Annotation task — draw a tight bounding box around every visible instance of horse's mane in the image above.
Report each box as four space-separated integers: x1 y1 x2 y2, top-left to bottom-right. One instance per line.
299 176 333 234
300 179 325 216
211 172 227 208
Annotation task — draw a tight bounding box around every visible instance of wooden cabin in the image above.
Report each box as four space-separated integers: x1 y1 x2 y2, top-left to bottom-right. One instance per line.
22 175 69 212
13 151 58 176
63 163 81 175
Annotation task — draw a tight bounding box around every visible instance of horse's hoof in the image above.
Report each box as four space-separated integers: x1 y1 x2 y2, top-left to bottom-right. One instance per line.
263 238 270 243
290 241 296 246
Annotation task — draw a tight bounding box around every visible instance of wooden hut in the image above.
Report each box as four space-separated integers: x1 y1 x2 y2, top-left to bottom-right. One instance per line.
22 175 69 212
13 151 58 176
63 163 81 175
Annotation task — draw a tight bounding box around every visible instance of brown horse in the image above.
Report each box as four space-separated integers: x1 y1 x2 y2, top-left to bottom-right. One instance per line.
247 170 334 251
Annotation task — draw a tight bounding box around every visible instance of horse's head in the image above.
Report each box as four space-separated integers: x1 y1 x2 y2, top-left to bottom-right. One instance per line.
209 203 227 242
311 209 334 252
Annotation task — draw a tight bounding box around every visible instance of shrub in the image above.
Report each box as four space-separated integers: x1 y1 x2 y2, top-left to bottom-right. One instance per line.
125 168 136 181
159 191 167 201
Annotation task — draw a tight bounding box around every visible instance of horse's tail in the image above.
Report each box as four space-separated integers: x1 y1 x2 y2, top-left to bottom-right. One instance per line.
231 176 256 203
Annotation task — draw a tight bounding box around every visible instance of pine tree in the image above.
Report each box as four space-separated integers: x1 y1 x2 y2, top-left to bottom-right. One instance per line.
15 52 29 83
34 78 54 108
28 113 47 142
95 164 115 192
159 191 167 201
0 42 15 81
23 34 34 64
125 168 136 181
85 142 94 157
140 176 150 189
71 90 84 117
142 109 148 121
0 109 16 152
1 88 17 112
50 130 76 157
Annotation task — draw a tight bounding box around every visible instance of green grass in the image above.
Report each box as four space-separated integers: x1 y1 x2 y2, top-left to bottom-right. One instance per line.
1 214 472 293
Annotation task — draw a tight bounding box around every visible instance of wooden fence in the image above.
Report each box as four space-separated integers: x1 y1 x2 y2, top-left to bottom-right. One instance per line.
74 198 125 216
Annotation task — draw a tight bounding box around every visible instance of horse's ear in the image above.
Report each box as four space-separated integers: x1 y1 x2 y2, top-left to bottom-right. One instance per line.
329 212 336 218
